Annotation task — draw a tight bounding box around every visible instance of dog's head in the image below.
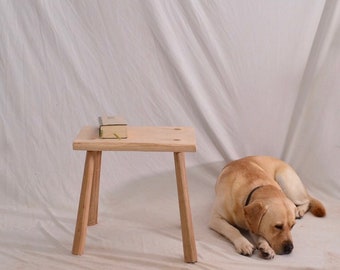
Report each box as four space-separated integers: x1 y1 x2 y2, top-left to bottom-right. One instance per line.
244 197 296 255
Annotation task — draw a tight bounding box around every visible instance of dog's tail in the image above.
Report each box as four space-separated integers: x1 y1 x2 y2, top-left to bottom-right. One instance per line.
309 196 326 217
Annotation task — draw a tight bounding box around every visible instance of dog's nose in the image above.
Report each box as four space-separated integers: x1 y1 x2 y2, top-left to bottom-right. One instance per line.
283 241 294 254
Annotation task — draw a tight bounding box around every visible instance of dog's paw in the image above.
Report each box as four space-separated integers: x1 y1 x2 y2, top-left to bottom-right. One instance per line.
258 241 275 259
295 204 309 219
234 238 255 256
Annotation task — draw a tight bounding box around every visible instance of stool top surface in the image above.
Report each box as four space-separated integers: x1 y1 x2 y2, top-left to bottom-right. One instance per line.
73 126 196 152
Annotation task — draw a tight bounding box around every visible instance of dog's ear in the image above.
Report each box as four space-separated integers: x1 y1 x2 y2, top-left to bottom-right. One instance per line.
244 201 268 234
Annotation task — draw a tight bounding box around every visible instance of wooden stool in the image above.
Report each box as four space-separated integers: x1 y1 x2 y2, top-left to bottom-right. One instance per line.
72 126 197 263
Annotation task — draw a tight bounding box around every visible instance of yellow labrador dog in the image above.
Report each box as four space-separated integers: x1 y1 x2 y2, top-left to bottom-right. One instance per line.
209 156 326 259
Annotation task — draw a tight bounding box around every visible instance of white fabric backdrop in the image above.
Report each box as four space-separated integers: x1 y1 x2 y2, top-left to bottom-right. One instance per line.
1 0 339 269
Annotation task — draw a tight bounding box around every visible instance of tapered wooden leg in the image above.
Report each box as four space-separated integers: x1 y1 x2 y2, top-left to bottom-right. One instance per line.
88 151 102 226
173 152 197 263
72 151 95 255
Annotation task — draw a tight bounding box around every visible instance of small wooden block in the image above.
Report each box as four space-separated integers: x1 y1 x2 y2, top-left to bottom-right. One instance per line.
73 126 197 152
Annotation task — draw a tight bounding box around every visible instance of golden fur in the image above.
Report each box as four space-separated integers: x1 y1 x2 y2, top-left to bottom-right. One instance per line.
209 156 326 259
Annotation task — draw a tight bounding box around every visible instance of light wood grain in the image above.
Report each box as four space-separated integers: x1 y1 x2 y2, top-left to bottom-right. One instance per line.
88 151 102 226
73 126 196 152
72 151 95 255
174 152 197 263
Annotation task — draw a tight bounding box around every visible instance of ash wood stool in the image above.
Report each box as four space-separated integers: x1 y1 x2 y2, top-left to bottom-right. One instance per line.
72 126 197 263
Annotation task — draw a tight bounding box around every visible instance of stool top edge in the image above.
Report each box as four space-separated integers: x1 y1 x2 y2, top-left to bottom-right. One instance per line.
73 126 197 152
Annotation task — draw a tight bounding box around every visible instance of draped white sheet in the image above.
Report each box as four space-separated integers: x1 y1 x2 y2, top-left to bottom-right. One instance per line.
1 0 339 269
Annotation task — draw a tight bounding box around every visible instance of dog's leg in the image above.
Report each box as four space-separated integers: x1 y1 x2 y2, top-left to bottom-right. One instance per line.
209 212 255 256
250 234 275 259
275 166 310 218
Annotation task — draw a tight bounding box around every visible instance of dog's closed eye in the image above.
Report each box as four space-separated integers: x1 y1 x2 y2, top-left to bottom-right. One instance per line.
275 224 283 230
274 223 295 230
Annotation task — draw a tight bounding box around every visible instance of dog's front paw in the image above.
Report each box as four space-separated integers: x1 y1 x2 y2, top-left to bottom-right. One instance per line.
234 238 255 256
258 241 275 259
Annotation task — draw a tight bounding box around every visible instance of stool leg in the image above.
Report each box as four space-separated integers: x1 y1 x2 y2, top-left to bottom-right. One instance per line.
88 151 102 226
72 151 95 255
173 152 197 263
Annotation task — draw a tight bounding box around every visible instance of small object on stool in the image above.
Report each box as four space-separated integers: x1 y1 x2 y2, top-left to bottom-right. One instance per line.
98 116 127 139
